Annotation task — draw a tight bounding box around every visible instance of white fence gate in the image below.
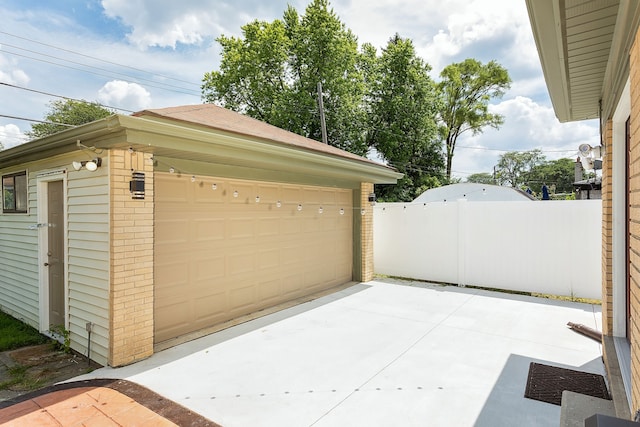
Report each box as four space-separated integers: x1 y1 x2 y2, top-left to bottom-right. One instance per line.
373 200 602 300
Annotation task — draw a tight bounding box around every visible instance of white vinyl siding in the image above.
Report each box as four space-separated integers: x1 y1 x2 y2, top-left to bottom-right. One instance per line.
67 159 110 366
0 152 110 366
0 169 39 327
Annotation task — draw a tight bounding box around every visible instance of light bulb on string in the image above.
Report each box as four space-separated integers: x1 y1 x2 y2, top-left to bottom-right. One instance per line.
361 209 366 216
191 175 196 183
276 200 282 208
297 204 303 211
318 206 323 214
339 208 345 215
233 190 239 198
212 184 217 190
169 167 175 174
255 196 260 203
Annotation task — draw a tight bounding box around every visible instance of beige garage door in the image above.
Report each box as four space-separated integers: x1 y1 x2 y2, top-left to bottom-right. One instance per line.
154 172 353 343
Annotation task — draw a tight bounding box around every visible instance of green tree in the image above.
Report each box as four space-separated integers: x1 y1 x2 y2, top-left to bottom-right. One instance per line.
366 34 444 201
27 100 114 139
526 157 576 194
201 19 291 123
437 59 511 179
202 0 367 155
494 149 545 188
466 172 494 184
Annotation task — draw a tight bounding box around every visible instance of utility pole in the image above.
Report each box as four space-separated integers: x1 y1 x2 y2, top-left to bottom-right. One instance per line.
317 81 328 144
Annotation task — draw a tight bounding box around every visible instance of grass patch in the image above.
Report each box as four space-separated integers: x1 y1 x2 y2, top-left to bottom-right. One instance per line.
0 311 49 351
374 274 602 305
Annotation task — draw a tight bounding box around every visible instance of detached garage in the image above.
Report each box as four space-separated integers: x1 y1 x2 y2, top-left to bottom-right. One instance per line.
0 104 401 367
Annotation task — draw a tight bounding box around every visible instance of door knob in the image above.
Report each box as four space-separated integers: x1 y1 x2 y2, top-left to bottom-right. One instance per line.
44 262 50 266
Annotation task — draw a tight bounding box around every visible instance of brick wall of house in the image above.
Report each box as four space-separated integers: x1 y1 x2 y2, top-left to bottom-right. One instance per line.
631 26 640 413
602 119 614 336
109 149 154 367
360 182 374 282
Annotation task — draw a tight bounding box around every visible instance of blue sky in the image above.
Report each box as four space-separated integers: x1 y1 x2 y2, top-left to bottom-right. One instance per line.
0 0 600 180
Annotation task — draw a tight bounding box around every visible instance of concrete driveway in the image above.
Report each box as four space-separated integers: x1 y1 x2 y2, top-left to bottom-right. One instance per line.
74 279 604 427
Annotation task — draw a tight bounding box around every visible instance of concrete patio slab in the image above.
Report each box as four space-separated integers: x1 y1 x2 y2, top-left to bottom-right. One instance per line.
72 279 604 427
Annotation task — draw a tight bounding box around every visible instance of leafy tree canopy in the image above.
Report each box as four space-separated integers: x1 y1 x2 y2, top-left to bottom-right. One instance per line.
202 0 366 155
202 1 449 201
365 34 444 201
27 99 114 139
437 59 511 179
466 172 494 184
494 149 544 188
526 157 577 195
493 150 577 197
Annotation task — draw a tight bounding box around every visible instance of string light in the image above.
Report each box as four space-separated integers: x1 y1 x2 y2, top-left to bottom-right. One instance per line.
155 159 370 214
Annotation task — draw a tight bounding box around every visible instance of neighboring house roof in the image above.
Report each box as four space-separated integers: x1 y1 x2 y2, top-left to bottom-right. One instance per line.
525 0 640 122
0 104 402 185
574 177 602 190
412 183 535 203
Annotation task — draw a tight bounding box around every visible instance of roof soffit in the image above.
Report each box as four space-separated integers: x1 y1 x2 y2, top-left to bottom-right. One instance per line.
526 0 622 122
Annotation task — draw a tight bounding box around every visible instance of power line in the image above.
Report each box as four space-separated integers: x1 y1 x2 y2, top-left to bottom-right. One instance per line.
0 82 135 113
1 42 200 95
2 49 201 97
0 31 199 87
0 114 76 127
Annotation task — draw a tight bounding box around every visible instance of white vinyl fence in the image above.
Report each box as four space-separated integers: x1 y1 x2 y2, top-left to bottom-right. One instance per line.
373 200 602 300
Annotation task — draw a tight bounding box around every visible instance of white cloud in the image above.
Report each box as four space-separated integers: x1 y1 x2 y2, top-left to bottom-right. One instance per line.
0 52 30 86
0 124 28 150
97 80 152 111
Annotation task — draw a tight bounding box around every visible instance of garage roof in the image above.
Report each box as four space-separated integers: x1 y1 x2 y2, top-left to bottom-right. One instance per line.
0 104 402 185
133 104 371 164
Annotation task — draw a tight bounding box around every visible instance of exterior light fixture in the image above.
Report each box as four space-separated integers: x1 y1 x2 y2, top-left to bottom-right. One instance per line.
130 172 145 199
578 143 603 171
72 158 102 172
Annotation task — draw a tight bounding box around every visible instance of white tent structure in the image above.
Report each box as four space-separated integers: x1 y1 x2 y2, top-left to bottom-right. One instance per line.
413 183 536 203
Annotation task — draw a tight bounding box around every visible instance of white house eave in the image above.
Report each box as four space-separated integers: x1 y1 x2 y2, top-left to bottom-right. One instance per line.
525 0 572 122
525 0 627 123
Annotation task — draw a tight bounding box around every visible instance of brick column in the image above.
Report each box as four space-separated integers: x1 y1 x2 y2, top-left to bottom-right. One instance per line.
360 182 374 282
602 119 614 336
109 149 154 366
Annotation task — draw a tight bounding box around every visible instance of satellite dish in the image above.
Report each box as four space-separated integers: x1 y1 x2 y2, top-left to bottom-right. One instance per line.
578 143 592 157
